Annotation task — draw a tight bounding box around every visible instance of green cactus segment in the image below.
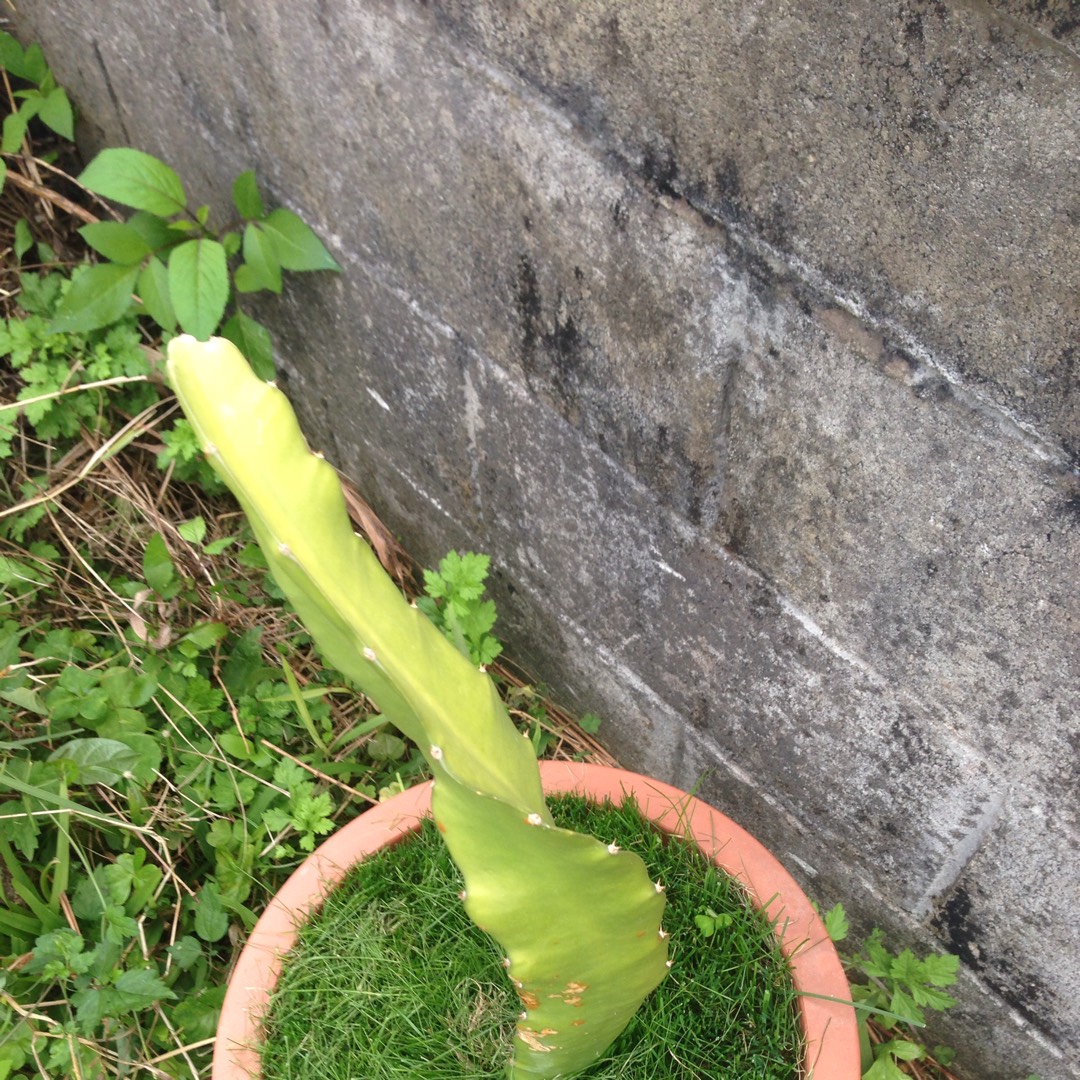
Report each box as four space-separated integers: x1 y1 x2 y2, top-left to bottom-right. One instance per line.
435 781 668 1078
165 335 668 1078
165 335 540 811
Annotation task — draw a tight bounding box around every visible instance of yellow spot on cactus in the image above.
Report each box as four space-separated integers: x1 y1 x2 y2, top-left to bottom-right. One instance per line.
517 1028 557 1052
519 990 540 1009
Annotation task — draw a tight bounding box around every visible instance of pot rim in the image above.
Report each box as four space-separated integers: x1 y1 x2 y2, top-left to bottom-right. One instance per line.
214 760 859 1079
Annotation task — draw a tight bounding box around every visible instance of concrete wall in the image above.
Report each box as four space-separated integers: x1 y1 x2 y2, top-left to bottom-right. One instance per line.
13 2 1078 1076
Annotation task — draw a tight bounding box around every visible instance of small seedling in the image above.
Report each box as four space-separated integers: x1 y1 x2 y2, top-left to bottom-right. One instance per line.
49 148 339 376
417 549 504 667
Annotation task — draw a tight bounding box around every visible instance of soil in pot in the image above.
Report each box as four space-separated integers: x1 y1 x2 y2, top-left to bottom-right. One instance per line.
257 793 804 1079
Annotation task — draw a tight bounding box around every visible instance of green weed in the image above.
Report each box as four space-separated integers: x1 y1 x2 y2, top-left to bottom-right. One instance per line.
55 149 339 374
823 903 960 1078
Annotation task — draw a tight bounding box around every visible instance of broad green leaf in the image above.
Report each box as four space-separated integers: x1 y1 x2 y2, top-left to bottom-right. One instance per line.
823 901 850 942
48 738 142 785
0 159 6 194
193 884 229 942
17 43 49 85
577 712 602 735
0 32 25 76
232 265 260 294
126 210 185 253
37 86 73 140
72 864 132 919
884 1040 926 1062
232 169 265 219
366 731 407 761
863 1054 908 1080
921 952 960 986
0 685 47 715
178 516 207 544
167 935 203 971
260 207 340 271
78 221 152 265
182 621 228 650
112 967 175 1009
1 109 29 154
142 531 175 594
13 218 32 261
48 263 139 333
203 535 237 555
80 148 187 217
221 312 274 380
237 222 282 293
136 257 176 330
114 733 162 785
168 238 229 340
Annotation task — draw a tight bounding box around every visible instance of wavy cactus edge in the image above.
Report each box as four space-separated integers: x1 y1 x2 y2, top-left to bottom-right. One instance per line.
165 335 668 1079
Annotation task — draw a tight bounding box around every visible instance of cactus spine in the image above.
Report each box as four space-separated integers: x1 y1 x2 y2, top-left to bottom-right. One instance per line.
166 336 668 1077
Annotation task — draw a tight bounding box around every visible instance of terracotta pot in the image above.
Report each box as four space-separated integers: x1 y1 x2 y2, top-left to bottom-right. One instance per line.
214 761 860 1079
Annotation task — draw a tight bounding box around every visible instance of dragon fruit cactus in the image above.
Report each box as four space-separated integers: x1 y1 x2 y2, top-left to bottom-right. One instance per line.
166 335 669 1078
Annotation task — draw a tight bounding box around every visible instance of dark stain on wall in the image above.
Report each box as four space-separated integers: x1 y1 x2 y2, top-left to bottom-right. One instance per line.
934 885 985 971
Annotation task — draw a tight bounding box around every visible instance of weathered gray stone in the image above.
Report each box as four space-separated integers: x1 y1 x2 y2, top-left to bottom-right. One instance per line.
432 0 1080 458
11 1 1080 1074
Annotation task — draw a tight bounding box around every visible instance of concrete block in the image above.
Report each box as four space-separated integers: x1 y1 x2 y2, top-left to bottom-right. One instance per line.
931 794 1080 1073
434 0 1080 457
